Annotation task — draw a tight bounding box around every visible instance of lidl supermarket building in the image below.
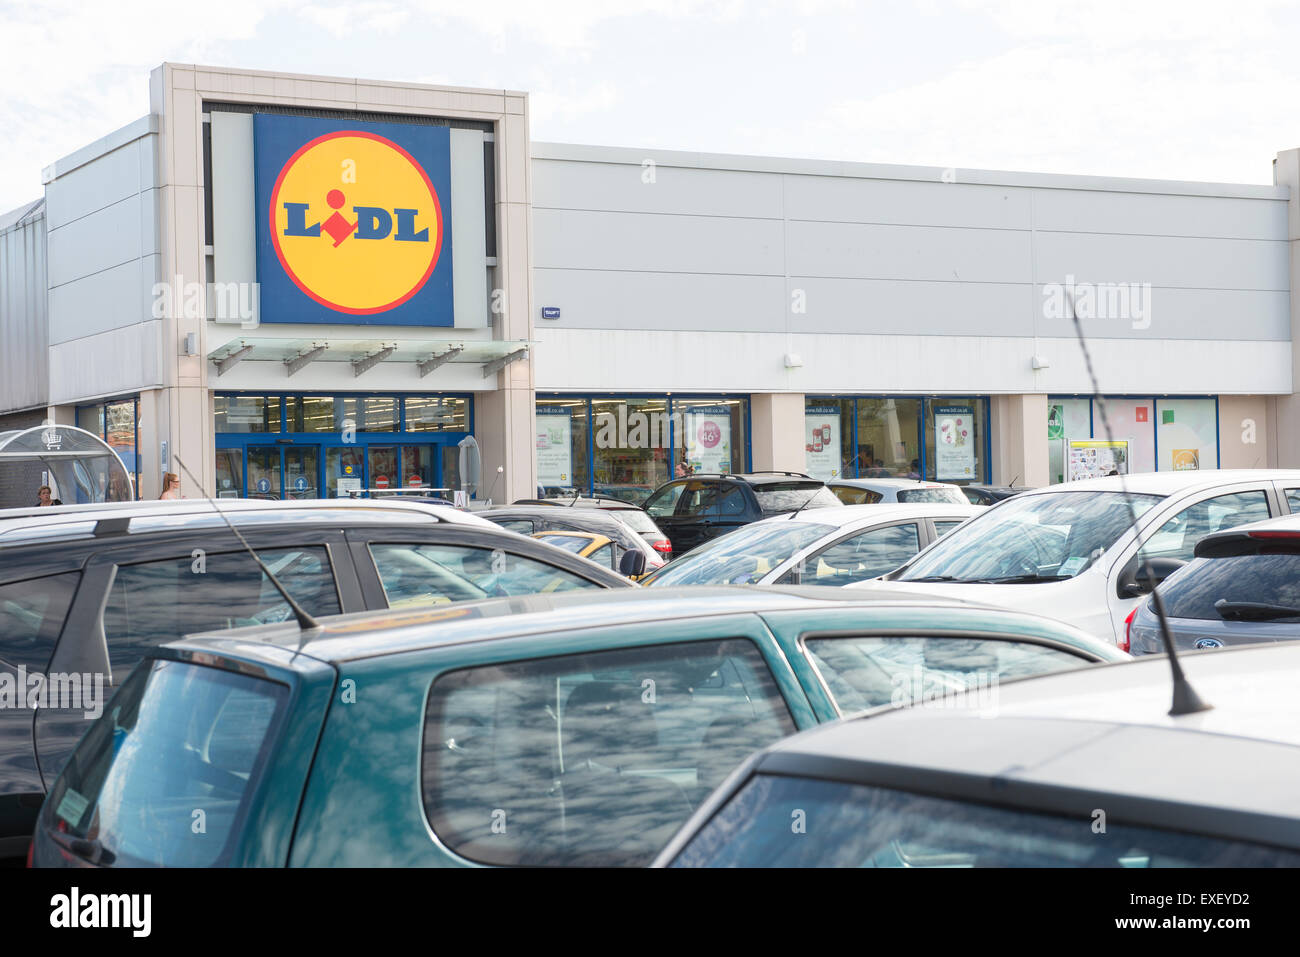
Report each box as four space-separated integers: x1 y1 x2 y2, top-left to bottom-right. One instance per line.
4 63 1300 503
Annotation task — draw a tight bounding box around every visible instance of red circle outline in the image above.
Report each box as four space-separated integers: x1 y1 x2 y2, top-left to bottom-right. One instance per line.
269 130 444 316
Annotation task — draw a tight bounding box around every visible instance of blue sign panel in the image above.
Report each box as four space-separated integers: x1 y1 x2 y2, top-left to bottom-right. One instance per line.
254 113 454 326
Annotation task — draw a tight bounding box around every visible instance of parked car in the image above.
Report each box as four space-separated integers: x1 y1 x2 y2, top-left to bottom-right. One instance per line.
643 472 841 555
854 470 1300 644
480 503 665 573
655 643 1300 867
1127 513 1300 655
0 498 631 861
961 484 1031 506
514 496 674 560
643 504 980 587
828 478 968 506
31 586 1124 868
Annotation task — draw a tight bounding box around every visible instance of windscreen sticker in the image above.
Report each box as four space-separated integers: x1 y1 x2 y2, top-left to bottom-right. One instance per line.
1058 557 1088 576
55 788 89 826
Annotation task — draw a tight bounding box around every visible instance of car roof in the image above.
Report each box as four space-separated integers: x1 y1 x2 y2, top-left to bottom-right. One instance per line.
172 584 994 665
761 643 1300 823
0 497 493 545
669 472 818 486
1013 469 1300 498
830 478 960 491
479 505 629 528
754 503 981 527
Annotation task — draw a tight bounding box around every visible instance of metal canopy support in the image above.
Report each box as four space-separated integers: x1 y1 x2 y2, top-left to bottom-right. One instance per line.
285 344 327 376
352 344 396 377
482 347 528 379
418 346 463 378
214 343 254 376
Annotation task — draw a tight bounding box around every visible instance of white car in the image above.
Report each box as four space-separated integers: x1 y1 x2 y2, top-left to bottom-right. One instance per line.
828 478 969 506
643 503 981 587
849 470 1300 644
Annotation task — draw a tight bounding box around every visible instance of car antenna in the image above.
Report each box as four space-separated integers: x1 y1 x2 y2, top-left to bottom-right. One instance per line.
173 455 320 631
1066 294 1210 715
1009 474 1020 488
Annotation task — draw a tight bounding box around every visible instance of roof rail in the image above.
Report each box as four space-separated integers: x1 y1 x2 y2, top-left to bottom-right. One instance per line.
745 470 813 478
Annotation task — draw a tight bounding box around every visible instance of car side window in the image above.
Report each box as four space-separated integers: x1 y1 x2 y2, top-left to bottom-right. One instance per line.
679 482 724 517
495 519 535 534
1139 490 1271 564
803 635 1093 714
102 548 340 681
933 520 965 538
644 482 686 518
715 486 747 517
588 543 615 569
421 638 797 867
0 571 80 673
368 543 600 609
833 486 881 505
803 524 920 585
1286 489 1300 513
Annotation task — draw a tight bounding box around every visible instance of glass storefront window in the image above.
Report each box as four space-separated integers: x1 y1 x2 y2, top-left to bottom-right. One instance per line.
77 398 139 500
214 396 281 433
536 398 589 495
1048 398 1092 484
856 398 922 478
1096 398 1155 474
285 396 399 432
247 447 282 500
593 397 670 495
923 398 986 485
804 398 853 481
215 448 243 499
288 396 337 433
405 397 467 432
1156 399 1218 471
675 398 748 478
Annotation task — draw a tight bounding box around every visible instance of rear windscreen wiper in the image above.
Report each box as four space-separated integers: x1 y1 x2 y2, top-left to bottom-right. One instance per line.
973 573 1073 584
1214 599 1300 621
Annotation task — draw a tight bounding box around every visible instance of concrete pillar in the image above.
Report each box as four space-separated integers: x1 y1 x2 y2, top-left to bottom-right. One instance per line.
1218 396 1271 469
750 393 807 473
1272 148 1300 467
990 393 1048 487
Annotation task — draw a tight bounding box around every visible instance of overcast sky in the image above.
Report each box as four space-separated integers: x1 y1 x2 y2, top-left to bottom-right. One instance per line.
3 0 1300 213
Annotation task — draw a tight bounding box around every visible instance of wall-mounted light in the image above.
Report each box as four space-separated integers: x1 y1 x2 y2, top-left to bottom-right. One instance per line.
784 353 804 369
1031 355 1051 370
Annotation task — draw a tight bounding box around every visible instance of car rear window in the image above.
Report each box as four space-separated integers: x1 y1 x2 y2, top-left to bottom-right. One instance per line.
0 571 80 673
896 487 969 505
605 509 659 535
44 659 287 866
669 775 1300 867
754 483 839 514
1160 554 1300 622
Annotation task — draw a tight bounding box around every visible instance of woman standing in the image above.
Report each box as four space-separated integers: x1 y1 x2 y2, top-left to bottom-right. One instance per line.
160 472 182 500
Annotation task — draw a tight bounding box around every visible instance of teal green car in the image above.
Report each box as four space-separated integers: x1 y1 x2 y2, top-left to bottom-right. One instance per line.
33 586 1127 868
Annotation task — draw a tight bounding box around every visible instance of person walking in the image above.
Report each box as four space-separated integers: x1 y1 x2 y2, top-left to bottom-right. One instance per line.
160 472 182 500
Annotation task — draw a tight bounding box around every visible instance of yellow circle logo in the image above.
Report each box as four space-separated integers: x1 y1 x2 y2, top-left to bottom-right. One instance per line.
269 131 443 314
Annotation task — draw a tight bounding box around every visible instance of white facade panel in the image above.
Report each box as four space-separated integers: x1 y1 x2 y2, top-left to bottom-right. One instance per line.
783 174 1031 230
47 259 150 344
210 111 257 316
48 320 163 405
1033 231 1288 291
450 127 488 329
533 328 1292 397
1033 188 1287 240
46 194 145 288
533 207 785 276
534 158 783 219
43 137 149 230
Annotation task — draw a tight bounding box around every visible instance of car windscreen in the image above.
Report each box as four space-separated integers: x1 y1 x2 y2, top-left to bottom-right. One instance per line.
43 659 287 866
896 487 969 505
644 521 834 586
898 491 1162 583
754 483 840 514
1159 553 1300 623
668 774 1300 867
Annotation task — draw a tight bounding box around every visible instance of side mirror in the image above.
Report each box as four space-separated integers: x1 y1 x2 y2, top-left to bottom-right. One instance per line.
619 550 647 579
1117 556 1186 597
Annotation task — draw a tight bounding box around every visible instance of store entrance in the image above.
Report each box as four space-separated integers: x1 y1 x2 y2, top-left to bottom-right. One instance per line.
219 436 467 500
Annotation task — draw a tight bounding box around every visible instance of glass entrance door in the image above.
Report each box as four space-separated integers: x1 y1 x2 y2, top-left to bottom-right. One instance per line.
285 446 319 500
248 446 282 499
367 446 399 495
327 446 364 499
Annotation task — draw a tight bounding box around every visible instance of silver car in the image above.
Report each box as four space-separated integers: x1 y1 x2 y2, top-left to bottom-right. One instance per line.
643 503 980 587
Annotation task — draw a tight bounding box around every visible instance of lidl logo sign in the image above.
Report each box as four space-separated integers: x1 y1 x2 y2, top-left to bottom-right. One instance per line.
255 115 453 326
